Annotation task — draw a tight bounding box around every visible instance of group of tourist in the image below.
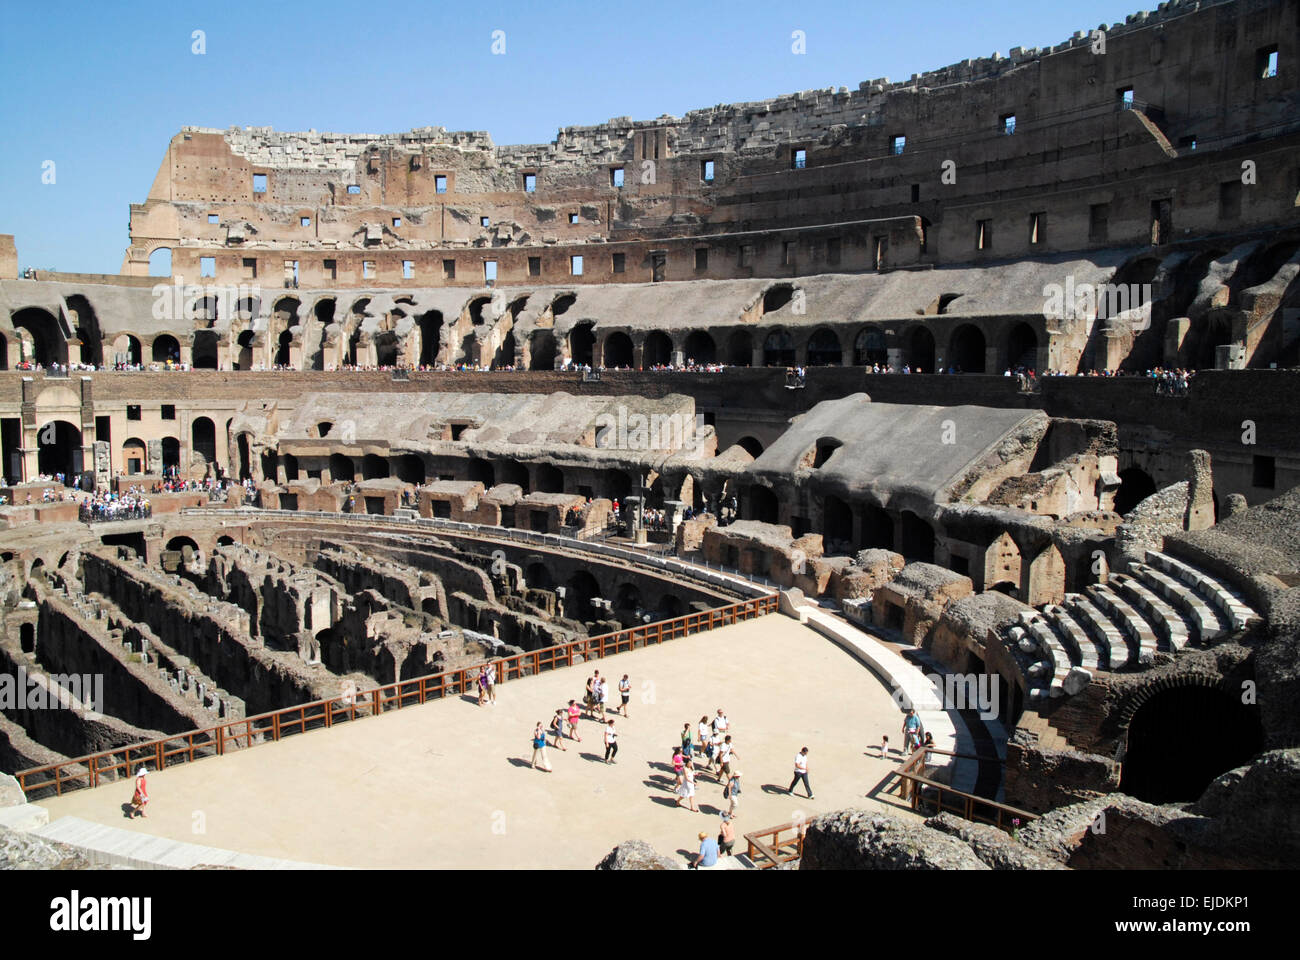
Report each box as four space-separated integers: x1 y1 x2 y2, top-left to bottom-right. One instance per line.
529 669 632 772
79 491 153 523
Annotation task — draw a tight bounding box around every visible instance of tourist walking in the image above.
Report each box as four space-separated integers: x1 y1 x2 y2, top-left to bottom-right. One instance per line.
596 673 609 721
550 708 567 750
604 719 619 763
567 699 583 742
707 728 724 776
584 674 596 718
697 716 711 766
718 813 736 857
530 722 553 772
486 661 497 705
879 734 890 758
716 734 737 784
676 761 698 812
129 766 149 819
788 747 813 798
902 709 921 754
618 674 631 717
724 770 742 817
712 708 729 738
681 722 694 766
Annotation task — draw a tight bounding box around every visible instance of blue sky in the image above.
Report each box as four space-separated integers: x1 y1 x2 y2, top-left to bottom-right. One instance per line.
0 0 1145 274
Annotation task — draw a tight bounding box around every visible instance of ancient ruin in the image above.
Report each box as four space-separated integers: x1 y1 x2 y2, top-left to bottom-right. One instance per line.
1 0 1298 872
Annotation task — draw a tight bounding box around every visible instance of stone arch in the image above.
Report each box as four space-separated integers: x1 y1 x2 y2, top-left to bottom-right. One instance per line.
192 330 219 369
602 331 633 368
362 454 389 480
66 294 104 366
148 247 172 277
329 454 355 482
684 330 716 364
274 329 294 367
529 330 557 370
806 328 843 366
1115 675 1263 804
948 323 986 373
861 502 894 549
1115 466 1158 516
191 417 216 466
497 459 529 492
725 329 753 366
822 494 853 550
642 330 673 368
853 326 887 366
762 328 795 366
569 322 595 367
735 436 764 458
11 307 68 366
1007 322 1038 371
161 436 181 474
565 569 602 620
151 334 180 364
905 326 935 373
37 420 82 479
235 329 255 370
761 283 796 315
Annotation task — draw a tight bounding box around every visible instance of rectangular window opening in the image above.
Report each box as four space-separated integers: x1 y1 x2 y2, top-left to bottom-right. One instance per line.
1089 203 1110 242
300 216 311 227
611 253 625 274
739 244 754 268
435 175 447 194
1029 212 1045 245
528 256 541 277
570 255 584 276
792 149 807 169
403 260 414 280
253 174 267 194
702 160 715 182
910 183 920 203
611 167 625 188
1001 113 1016 135
208 214 219 224
484 260 497 283
524 173 537 193
127 405 141 421
161 405 176 420
480 216 490 228
1118 86 1135 108
695 248 708 271
392 217 402 227
363 261 375 279
346 184 361 195
200 256 216 278
1257 45 1278 79
782 241 795 267
442 259 456 280
891 135 906 155
569 212 579 224
241 257 257 280
1253 454 1276 489
324 259 337 280
976 219 992 251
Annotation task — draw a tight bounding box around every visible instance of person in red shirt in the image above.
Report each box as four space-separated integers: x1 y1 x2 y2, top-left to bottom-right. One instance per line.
130 767 149 818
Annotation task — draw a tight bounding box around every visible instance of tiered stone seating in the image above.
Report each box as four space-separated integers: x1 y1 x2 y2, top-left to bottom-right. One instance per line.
1085 583 1158 665
1062 592 1132 669
1131 562 1223 643
1023 612 1073 697
1111 573 1191 652
1144 551 1260 632
1041 603 1101 670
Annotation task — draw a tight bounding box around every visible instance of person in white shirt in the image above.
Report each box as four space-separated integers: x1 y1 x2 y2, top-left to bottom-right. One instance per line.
603 719 618 763
712 709 729 736
788 746 813 799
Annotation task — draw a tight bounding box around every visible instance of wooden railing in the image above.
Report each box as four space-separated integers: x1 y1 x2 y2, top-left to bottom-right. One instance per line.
895 746 1037 832
16 592 777 801
744 821 806 868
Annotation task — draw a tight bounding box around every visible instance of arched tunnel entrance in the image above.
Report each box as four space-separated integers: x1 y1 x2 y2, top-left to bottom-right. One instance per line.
1119 683 1263 804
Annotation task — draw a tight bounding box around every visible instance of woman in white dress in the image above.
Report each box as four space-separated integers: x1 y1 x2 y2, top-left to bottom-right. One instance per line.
675 761 698 812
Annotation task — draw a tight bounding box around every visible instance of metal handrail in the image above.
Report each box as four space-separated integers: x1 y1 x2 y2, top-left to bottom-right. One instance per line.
15 592 778 800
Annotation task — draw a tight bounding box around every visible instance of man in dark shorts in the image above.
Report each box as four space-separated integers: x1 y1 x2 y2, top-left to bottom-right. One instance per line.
619 674 631 717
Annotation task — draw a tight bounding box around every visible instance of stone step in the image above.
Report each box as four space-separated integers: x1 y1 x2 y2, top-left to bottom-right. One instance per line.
1063 592 1129 669
1042 603 1101 670
1024 615 1072 697
1086 584 1158 665
1144 551 1260 632
1112 573 1190 652
1133 563 1223 644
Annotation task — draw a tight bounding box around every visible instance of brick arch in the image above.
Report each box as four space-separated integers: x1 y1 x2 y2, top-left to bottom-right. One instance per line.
1111 671 1247 747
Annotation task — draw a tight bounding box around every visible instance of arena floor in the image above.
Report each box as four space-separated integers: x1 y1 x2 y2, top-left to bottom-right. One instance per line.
36 614 918 868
